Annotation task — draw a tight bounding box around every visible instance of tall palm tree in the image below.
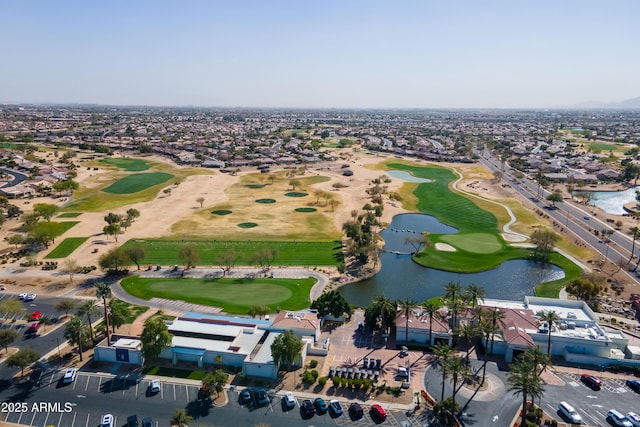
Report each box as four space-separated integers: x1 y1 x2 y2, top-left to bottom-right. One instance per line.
96 282 112 346
508 358 545 427
447 300 465 341
479 321 496 384
464 284 485 308
397 299 416 344
486 308 506 355
64 316 91 361
368 295 397 334
537 310 561 356
520 347 552 377
421 300 441 346
629 226 640 263
443 282 463 330
447 356 470 411
456 322 480 365
77 300 100 340
432 343 453 402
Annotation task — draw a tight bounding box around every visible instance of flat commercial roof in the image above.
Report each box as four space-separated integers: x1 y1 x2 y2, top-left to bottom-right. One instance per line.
169 319 252 338
250 332 279 365
181 312 272 327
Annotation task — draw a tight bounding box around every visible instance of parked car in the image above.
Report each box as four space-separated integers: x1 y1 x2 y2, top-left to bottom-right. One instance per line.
608 409 633 427
18 293 27 300
627 412 640 427
349 402 363 419
141 418 153 427
100 415 114 427
301 399 315 417
329 400 343 416
240 389 251 405
62 368 77 384
126 415 138 427
282 391 295 409
314 397 328 414
30 311 42 321
557 401 582 424
254 388 269 407
24 294 36 302
25 323 40 335
149 379 161 394
626 379 640 393
581 374 601 390
371 404 387 420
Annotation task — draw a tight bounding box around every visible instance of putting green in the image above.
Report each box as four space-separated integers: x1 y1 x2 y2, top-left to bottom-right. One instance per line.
439 233 502 253
102 172 174 194
212 210 232 215
99 158 151 171
285 192 308 197
237 222 258 228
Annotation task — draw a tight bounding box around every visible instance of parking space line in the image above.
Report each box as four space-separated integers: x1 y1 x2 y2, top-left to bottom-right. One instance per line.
43 411 50 427
160 383 164 400
185 385 189 402
173 383 176 400
136 380 139 396
85 375 90 391
85 412 90 427
123 378 128 394
98 376 102 392
16 411 23 424
71 412 77 427
57 412 63 427
29 411 36 426
49 373 55 386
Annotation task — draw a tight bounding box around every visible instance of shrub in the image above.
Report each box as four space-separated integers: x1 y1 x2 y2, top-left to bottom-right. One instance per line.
302 370 318 385
308 359 318 368
318 377 327 387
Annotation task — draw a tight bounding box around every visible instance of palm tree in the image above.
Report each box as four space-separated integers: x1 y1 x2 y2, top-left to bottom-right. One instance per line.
486 308 506 355
96 283 112 346
629 226 640 263
443 282 463 329
520 347 552 377
397 298 416 344
456 322 480 365
508 358 545 427
447 356 470 411
447 300 465 341
432 343 453 402
537 310 561 356
421 300 441 346
64 316 91 361
479 321 496 384
77 300 100 340
464 284 485 308
365 295 397 334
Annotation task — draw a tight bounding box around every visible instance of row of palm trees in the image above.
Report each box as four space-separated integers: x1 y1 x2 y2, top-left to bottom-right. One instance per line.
63 283 118 361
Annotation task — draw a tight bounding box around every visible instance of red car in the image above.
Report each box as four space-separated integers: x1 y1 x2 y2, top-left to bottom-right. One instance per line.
371 404 387 420
30 311 42 321
581 374 602 390
25 323 40 335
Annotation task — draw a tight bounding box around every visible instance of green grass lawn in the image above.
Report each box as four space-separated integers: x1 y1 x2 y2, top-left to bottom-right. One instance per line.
45 237 88 258
121 275 316 313
59 221 80 232
587 142 619 152
99 158 151 171
110 299 150 324
142 366 206 380
102 172 174 194
120 239 343 266
439 233 502 253
57 212 82 218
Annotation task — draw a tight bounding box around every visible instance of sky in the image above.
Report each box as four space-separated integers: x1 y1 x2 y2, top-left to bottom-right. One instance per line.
1 1 639 109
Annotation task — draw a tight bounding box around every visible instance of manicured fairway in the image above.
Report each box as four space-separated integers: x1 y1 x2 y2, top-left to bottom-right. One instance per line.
99 158 151 171
45 237 88 258
120 239 343 266
59 221 80 232
57 212 82 218
102 172 174 194
120 276 316 313
439 233 502 253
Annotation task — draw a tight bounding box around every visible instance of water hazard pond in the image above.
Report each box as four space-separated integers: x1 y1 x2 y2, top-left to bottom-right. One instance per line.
339 213 565 306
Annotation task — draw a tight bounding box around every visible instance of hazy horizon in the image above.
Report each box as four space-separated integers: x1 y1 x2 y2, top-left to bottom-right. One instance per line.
1 1 639 109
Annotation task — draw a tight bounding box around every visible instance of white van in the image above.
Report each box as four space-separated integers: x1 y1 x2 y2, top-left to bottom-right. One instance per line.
558 401 582 424
100 414 114 427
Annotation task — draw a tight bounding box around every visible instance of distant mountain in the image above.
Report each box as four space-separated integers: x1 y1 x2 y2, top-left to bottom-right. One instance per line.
567 96 640 109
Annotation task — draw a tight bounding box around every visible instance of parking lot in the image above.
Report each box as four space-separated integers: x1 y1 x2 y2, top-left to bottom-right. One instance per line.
0 368 430 427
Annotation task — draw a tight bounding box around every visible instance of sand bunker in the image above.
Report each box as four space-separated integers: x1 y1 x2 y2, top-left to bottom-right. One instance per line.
435 243 456 252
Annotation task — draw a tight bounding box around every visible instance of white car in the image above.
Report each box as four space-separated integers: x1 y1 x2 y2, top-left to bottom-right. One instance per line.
150 379 161 394
627 412 640 427
558 401 582 424
608 410 633 427
100 414 114 427
24 294 36 302
282 391 295 408
62 368 77 384
18 293 27 300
